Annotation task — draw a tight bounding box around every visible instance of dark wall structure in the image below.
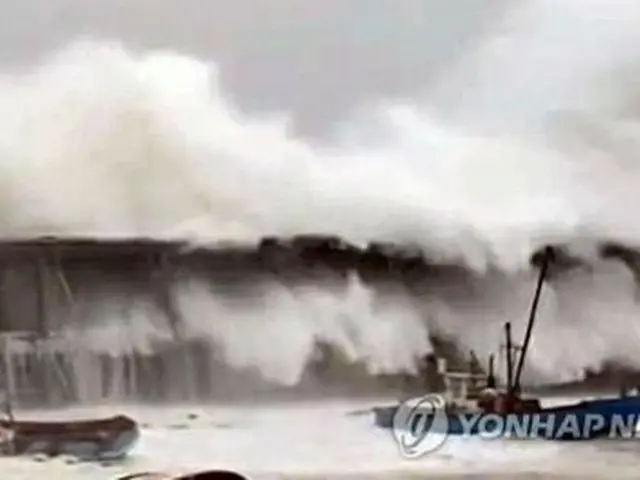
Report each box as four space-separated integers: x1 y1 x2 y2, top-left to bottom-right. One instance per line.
0 236 637 406
0 235 474 332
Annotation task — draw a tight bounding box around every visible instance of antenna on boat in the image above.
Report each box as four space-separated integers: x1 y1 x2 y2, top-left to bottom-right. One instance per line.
512 246 554 395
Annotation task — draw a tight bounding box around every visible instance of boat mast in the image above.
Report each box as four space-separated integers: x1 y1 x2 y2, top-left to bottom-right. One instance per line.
512 246 554 395
486 354 496 389
505 322 513 392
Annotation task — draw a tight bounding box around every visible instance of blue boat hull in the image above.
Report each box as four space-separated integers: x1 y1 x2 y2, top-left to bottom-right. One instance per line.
373 396 640 441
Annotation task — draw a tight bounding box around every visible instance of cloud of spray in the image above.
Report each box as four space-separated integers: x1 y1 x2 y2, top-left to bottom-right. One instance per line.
4 0 640 389
0 41 483 264
174 276 431 385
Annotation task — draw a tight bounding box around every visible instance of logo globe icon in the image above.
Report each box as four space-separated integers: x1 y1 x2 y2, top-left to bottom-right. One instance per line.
391 394 449 458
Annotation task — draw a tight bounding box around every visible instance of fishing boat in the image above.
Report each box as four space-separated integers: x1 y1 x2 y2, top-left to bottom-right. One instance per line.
373 246 640 441
0 335 139 461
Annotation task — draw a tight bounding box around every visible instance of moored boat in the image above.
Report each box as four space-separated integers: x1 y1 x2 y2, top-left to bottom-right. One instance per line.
373 394 640 440
0 413 139 460
373 246 640 441
0 332 140 461
116 470 248 480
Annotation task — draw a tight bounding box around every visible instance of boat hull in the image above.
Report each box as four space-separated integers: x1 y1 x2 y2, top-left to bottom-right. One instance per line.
373 396 640 441
0 414 139 461
116 471 248 480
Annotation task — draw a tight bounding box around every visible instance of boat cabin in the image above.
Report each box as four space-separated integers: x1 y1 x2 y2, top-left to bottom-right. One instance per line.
435 324 544 415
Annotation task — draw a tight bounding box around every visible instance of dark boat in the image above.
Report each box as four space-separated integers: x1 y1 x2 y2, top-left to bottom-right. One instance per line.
116 470 248 480
0 413 139 460
0 332 140 461
373 246 640 441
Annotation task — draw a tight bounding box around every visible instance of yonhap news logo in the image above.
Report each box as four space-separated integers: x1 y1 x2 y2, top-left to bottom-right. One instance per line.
391 394 449 458
391 394 640 458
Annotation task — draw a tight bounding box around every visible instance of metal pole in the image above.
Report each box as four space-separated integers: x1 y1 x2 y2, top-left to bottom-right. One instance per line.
512 246 553 394
486 354 496 389
505 322 513 392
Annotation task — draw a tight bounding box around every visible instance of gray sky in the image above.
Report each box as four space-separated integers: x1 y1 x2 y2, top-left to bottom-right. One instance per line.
0 0 510 137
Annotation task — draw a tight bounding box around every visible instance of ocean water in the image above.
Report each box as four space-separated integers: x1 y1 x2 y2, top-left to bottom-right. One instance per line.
3 397 639 479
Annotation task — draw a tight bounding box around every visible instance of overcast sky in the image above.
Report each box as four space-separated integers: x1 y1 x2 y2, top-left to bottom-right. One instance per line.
0 0 510 137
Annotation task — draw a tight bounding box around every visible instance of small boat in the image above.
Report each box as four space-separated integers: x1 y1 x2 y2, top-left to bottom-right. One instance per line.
0 336 139 461
373 246 640 441
116 470 248 480
0 414 139 460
